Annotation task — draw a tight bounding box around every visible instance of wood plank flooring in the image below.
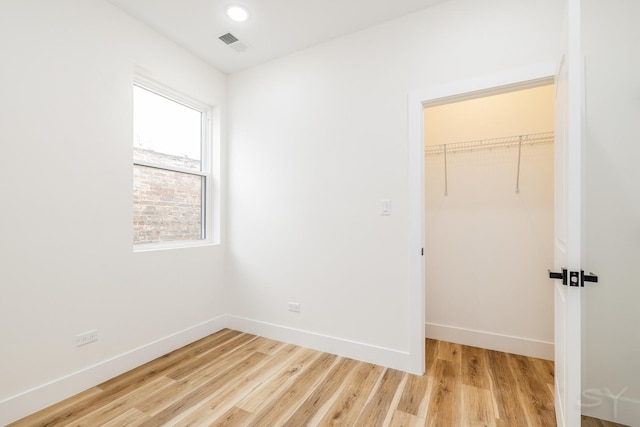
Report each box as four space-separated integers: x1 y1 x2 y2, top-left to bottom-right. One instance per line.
581 416 631 427
8 329 627 426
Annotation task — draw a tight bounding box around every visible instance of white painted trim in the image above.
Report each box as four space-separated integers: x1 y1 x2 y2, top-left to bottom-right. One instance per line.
0 316 227 426
132 70 220 250
581 390 640 427
226 315 411 372
407 60 557 377
425 322 554 361
407 89 426 375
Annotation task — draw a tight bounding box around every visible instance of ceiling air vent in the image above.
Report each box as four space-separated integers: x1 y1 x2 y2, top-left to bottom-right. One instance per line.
218 32 250 52
218 33 239 45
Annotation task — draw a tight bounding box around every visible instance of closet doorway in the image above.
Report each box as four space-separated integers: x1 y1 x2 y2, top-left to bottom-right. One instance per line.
423 84 555 360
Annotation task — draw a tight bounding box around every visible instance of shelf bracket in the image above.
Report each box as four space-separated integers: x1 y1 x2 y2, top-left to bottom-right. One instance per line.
443 144 448 196
515 135 522 194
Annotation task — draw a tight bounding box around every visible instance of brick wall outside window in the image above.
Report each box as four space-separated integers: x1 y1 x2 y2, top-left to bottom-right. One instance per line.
133 148 203 244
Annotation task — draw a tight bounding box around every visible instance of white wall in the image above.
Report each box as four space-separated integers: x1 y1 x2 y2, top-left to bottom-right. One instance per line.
424 86 555 359
0 0 227 424
227 0 563 370
424 86 555 144
582 0 640 424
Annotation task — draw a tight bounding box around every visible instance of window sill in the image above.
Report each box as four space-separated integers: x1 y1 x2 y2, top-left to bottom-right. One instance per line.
133 239 219 253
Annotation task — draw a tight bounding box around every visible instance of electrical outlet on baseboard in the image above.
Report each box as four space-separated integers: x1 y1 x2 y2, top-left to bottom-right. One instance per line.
76 329 98 347
288 302 300 313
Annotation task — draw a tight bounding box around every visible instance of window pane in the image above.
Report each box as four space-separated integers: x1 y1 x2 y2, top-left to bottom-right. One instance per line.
133 165 204 244
133 85 202 170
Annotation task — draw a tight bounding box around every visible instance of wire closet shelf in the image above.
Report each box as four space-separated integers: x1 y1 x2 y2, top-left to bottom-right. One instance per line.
424 131 554 156
424 131 554 196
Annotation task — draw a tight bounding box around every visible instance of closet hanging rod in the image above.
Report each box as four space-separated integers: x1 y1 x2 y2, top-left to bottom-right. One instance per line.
424 131 554 156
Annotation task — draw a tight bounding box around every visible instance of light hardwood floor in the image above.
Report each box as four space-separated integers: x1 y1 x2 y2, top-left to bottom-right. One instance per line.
581 416 631 427
9 329 628 426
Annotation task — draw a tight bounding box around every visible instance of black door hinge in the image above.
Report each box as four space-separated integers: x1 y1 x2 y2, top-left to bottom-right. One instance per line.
421 248 424 256
548 268 598 287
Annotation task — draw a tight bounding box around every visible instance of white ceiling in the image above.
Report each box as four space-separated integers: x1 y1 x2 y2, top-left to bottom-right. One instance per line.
108 0 447 73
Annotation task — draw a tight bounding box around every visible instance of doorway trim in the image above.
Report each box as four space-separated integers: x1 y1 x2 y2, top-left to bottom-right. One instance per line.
407 61 557 374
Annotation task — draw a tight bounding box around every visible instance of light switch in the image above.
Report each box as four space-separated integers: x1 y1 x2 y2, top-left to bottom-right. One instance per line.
380 199 391 215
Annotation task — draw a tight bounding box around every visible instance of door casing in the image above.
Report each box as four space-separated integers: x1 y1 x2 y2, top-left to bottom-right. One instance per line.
407 62 557 375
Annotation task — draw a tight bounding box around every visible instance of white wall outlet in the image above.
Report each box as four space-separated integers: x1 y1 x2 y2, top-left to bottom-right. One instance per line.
76 329 98 347
288 302 300 313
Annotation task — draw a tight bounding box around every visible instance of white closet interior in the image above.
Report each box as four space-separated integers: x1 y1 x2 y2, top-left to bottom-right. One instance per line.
424 84 555 360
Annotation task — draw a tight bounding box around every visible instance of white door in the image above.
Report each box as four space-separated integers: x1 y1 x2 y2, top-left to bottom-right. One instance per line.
553 0 584 426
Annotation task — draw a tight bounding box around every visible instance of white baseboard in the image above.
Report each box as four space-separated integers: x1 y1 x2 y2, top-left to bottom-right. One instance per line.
425 322 554 360
0 315 227 426
227 315 411 372
582 389 640 427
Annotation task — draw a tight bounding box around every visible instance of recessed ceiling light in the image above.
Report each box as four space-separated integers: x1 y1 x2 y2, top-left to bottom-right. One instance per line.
225 5 249 23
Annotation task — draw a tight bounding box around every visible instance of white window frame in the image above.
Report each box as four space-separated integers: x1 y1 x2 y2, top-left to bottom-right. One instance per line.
133 74 218 251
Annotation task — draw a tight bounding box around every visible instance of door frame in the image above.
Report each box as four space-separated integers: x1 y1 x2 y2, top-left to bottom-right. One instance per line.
407 61 557 375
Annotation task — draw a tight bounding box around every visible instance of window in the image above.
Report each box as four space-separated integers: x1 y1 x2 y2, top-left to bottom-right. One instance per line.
133 80 213 248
